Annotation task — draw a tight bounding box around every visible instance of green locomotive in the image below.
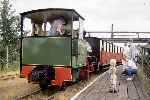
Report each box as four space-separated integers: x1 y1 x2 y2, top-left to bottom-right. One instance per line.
20 8 91 89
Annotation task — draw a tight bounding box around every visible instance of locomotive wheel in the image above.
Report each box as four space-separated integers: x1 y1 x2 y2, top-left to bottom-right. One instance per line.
39 79 49 90
60 81 67 91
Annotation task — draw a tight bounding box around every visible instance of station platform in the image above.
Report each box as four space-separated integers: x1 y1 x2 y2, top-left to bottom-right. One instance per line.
71 66 150 100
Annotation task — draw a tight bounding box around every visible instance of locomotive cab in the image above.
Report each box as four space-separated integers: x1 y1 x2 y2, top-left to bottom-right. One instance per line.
21 8 84 37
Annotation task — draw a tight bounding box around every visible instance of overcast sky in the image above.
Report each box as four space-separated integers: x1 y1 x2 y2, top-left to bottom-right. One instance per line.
11 0 150 39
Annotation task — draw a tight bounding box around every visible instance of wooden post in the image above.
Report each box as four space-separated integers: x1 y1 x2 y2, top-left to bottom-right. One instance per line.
137 33 139 38
111 24 114 38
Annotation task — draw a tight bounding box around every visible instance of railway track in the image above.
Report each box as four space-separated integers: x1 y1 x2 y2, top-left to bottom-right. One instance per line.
11 69 108 100
0 74 18 80
15 88 41 100
15 86 59 100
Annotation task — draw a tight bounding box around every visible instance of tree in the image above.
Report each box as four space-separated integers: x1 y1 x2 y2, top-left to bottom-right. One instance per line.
0 0 20 70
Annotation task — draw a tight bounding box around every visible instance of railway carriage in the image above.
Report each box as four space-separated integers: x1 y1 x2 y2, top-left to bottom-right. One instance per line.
84 37 123 67
20 8 123 89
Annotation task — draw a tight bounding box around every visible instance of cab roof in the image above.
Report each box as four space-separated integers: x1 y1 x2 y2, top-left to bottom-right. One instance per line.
20 8 85 23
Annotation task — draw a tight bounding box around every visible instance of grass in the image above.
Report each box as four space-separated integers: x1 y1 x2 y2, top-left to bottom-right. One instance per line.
0 61 20 76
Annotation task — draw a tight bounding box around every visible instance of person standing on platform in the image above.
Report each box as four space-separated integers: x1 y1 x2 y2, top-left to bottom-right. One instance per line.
130 44 140 64
126 59 138 80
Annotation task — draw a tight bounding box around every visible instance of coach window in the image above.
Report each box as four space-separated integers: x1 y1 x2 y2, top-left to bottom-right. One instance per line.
109 43 111 52
110 43 112 53
107 42 110 52
113 45 115 53
120 47 123 53
114 45 116 53
104 41 106 52
120 47 122 53
115 46 118 53
105 42 107 52
112 43 114 53
116 46 118 53
121 47 123 53
117 46 118 53
118 47 120 53
100 40 102 51
101 40 104 51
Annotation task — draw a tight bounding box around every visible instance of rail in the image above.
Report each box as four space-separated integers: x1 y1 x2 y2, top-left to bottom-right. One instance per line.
0 74 18 80
15 88 41 100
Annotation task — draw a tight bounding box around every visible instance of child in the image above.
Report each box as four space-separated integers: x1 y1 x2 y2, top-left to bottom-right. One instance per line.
109 59 118 93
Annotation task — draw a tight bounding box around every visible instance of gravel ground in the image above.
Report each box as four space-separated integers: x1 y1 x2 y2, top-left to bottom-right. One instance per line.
51 74 99 100
0 77 39 100
25 73 100 100
0 71 105 100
